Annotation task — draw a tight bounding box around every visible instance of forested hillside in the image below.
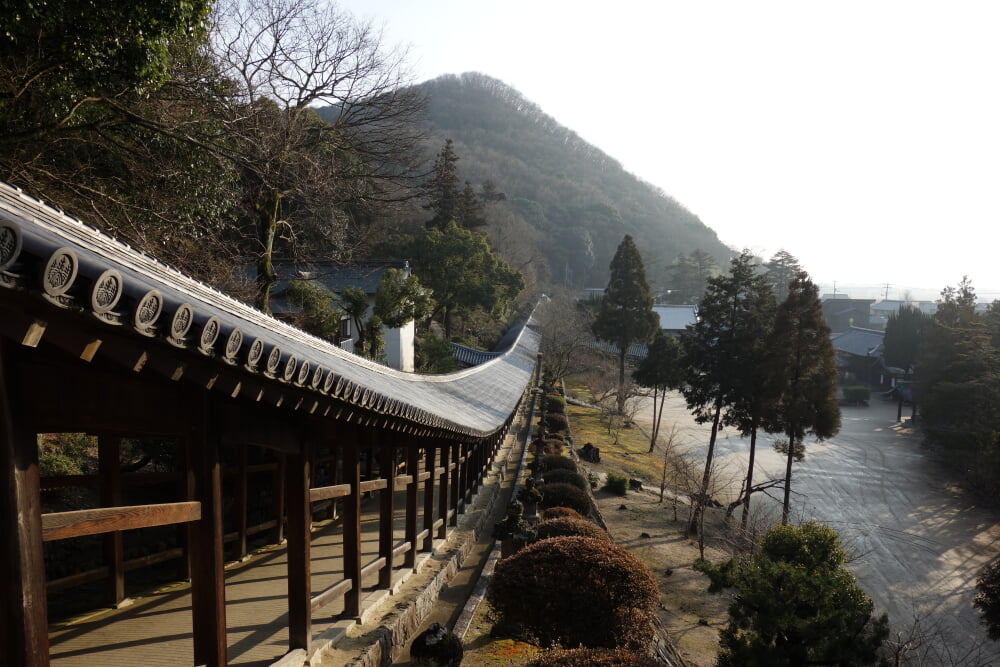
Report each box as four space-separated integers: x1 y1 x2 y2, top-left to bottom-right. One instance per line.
414 72 732 288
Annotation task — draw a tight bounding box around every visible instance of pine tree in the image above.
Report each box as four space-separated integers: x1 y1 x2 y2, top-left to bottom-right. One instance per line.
702 522 889 666
764 249 802 303
765 271 840 524
424 139 462 230
634 331 685 452
883 304 928 371
683 251 774 535
718 252 777 530
592 235 659 413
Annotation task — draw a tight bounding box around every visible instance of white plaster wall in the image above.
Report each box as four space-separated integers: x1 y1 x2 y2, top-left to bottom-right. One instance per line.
384 320 415 372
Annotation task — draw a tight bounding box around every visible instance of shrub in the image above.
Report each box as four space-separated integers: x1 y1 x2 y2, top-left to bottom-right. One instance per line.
542 469 589 491
539 482 590 516
527 648 661 666
488 536 659 650
534 517 609 542
842 385 871 403
604 472 629 496
543 412 569 432
541 506 581 520
545 432 565 441
545 395 567 414
539 454 576 473
543 438 564 456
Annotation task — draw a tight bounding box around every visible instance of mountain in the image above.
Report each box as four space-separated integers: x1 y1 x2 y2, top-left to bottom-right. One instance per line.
414 72 732 289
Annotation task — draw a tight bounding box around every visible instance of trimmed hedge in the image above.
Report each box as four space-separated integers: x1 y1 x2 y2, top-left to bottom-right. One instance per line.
488 536 659 650
527 648 661 667
842 385 871 403
542 469 589 491
539 454 576 473
539 482 590 516
543 412 569 432
541 506 581 520
534 517 610 542
545 395 567 414
604 472 629 496
543 438 564 456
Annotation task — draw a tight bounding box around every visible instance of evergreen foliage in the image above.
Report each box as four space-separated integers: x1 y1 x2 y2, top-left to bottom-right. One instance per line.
538 482 591 516
975 557 1000 641
541 469 589 491
285 279 344 342
917 278 1000 495
592 235 659 410
533 517 610 542
417 72 730 288
765 271 840 523
633 330 685 452
883 304 928 371
682 251 777 534
764 249 803 303
664 249 718 304
488 536 659 650
701 522 889 666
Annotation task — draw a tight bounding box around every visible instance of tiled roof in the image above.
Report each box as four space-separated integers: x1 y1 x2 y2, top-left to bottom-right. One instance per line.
653 305 698 331
831 327 884 358
0 182 538 439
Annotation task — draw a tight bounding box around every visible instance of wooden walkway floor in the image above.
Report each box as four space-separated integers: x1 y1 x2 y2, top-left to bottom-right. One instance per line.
48 491 432 667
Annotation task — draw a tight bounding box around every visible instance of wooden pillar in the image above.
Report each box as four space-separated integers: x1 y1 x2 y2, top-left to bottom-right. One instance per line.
449 443 461 525
99 435 125 607
0 343 49 666
342 435 362 618
273 452 286 544
422 444 437 552
177 437 193 582
236 445 248 559
377 437 395 589
404 444 420 569
460 442 472 508
188 391 227 667
286 441 311 653
437 442 450 539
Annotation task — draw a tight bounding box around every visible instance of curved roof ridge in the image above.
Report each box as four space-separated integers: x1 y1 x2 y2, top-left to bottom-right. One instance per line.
0 182 539 438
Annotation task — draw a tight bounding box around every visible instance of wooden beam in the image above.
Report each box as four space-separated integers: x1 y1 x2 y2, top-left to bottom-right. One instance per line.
286 442 311 653
309 483 351 502
310 578 352 614
187 392 227 667
0 342 49 666
41 502 201 541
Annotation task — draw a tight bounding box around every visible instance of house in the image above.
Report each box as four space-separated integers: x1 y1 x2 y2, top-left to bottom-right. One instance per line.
266 259 416 372
653 304 698 336
821 296 875 333
830 326 888 387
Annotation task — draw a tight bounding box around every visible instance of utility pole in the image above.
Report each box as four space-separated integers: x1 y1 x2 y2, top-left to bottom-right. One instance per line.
884 283 891 300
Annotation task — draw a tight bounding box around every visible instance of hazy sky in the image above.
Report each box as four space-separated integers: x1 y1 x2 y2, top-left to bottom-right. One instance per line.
339 0 1000 301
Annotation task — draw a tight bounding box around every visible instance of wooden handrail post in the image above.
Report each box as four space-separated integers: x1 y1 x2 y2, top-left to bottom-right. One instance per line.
188 390 227 667
450 443 461 525
236 445 248 559
422 444 436 552
377 435 395 590
343 434 362 618
286 439 311 653
1 342 50 666
437 442 450 539
99 435 125 607
404 443 419 570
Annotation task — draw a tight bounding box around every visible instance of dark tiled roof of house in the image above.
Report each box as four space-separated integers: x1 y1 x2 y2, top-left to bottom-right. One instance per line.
0 182 537 439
